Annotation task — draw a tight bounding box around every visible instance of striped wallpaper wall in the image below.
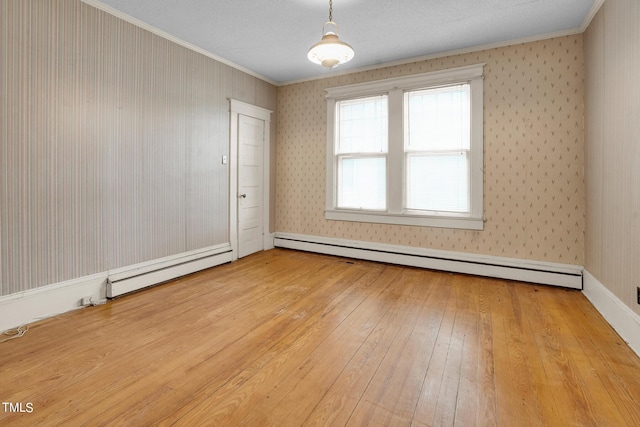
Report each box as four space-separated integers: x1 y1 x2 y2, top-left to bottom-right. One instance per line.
584 0 640 316
0 0 276 296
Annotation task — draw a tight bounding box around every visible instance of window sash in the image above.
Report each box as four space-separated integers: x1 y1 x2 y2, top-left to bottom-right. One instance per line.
336 154 387 210
336 95 388 155
404 84 471 153
325 64 484 230
335 95 388 211
405 151 470 214
404 83 472 214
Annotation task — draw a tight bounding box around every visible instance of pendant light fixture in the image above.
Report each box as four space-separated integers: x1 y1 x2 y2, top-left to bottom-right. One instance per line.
307 0 354 69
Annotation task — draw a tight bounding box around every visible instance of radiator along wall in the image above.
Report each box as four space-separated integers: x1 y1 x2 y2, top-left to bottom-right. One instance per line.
0 0 276 319
276 35 585 268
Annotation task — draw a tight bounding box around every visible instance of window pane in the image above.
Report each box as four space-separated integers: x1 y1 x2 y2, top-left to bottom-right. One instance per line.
338 157 386 210
406 153 469 213
337 96 388 154
405 84 470 152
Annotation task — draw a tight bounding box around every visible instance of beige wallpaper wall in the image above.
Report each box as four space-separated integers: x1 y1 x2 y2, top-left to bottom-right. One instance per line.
0 0 276 296
276 35 585 265
585 0 640 315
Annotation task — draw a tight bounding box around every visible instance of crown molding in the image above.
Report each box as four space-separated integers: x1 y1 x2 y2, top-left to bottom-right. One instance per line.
82 0 604 88
284 0 605 86
80 0 278 86
580 0 606 32
281 27 584 86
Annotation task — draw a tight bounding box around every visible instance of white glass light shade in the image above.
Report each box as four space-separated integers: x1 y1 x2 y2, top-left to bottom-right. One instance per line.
308 23 354 69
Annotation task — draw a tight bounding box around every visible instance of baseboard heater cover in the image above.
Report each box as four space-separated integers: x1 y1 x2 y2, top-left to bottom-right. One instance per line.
274 233 583 289
107 247 233 298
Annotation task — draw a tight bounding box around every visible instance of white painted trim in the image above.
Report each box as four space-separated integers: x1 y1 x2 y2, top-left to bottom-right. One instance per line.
264 232 276 251
262 120 272 253
81 0 600 89
0 245 234 332
469 76 484 219
230 100 272 122
107 243 231 281
107 245 232 298
387 89 404 215
324 64 485 99
82 0 599 88
274 232 583 289
0 273 107 334
580 0 606 32
324 210 484 230
229 99 273 260
282 28 583 86
324 65 485 231
108 243 231 282
582 270 640 357
229 106 240 260
80 0 277 86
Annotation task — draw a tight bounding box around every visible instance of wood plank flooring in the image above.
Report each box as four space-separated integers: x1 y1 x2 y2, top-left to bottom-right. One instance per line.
1 248 639 426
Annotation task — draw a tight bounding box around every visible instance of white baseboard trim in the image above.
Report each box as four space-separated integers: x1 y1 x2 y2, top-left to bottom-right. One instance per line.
0 244 233 333
274 233 583 289
107 243 233 298
264 232 275 251
0 273 107 334
583 270 640 357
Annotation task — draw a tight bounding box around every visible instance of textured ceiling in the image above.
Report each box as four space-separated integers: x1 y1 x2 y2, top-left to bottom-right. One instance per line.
89 0 597 85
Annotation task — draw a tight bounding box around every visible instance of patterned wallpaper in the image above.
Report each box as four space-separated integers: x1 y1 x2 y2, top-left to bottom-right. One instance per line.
276 35 585 265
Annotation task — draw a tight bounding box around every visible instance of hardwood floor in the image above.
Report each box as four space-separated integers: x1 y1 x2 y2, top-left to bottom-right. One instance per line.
1 248 639 426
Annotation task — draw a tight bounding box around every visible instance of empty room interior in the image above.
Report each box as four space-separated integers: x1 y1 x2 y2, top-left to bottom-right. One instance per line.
1 0 639 425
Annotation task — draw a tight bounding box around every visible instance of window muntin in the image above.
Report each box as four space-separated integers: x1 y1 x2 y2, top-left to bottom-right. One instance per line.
404 84 470 152
337 96 388 154
404 84 471 213
338 156 386 210
406 152 469 212
336 95 388 210
325 64 484 230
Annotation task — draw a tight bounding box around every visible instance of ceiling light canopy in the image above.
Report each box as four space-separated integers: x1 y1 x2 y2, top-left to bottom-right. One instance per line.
307 0 354 69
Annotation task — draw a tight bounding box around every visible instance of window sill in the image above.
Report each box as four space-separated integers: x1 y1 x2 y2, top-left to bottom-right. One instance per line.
325 209 484 230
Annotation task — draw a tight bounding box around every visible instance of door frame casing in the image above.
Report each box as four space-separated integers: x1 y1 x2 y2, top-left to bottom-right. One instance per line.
229 99 272 261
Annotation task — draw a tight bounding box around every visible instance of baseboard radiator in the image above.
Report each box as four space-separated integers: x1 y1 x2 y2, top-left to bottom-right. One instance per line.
107 245 233 298
274 233 583 289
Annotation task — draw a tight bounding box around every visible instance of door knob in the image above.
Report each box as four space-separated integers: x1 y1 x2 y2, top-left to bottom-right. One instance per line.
238 194 247 199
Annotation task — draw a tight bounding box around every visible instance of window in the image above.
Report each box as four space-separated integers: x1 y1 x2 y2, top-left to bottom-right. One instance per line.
336 96 388 210
325 64 484 230
405 84 470 213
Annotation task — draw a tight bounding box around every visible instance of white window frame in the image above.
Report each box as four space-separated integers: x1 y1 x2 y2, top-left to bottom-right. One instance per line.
335 95 389 211
325 64 485 230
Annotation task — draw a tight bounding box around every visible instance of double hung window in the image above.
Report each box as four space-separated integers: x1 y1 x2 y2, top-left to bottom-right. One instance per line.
336 95 388 210
325 64 484 230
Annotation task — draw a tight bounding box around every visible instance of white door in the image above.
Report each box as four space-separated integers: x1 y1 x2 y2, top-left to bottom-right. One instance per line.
237 114 265 258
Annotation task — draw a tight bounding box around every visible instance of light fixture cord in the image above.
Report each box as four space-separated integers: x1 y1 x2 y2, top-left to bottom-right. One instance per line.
329 0 333 22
